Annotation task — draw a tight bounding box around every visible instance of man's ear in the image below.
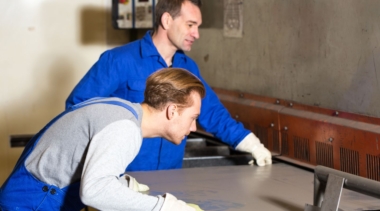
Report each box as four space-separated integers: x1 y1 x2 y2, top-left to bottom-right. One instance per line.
166 104 177 120
161 12 172 30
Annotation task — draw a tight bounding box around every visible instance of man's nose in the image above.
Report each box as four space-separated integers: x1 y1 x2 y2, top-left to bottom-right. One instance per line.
190 120 197 132
192 27 200 39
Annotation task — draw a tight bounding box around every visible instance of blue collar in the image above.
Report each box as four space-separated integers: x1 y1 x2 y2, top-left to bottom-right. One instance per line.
140 31 187 64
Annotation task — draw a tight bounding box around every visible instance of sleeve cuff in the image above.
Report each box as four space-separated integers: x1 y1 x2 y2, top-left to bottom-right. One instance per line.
235 133 261 153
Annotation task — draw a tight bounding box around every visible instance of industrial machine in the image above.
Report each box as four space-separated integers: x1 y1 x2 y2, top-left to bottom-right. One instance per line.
211 87 380 182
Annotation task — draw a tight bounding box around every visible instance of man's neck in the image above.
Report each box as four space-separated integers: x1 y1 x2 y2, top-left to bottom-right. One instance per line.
152 31 177 67
140 103 166 138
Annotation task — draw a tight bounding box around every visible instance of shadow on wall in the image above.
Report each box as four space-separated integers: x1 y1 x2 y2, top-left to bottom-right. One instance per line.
80 5 149 46
0 113 11 184
31 56 76 112
199 0 223 29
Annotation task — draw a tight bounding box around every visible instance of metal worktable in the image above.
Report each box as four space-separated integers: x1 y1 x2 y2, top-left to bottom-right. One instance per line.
129 163 380 211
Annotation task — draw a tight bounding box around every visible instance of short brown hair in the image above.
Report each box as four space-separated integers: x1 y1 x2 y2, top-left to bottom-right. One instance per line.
143 68 205 110
153 0 202 33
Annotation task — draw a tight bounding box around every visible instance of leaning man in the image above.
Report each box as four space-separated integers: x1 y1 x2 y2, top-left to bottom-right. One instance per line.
0 68 204 211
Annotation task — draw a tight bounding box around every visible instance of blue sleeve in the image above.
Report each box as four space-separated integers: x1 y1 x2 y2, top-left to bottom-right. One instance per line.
197 75 251 148
65 51 123 108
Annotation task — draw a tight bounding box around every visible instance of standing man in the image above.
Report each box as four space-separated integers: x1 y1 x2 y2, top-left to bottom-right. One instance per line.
66 0 271 171
0 68 204 211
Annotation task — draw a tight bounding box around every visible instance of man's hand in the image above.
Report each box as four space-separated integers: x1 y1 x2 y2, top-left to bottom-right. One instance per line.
160 193 199 211
249 143 272 166
187 203 204 211
119 174 150 192
235 133 272 166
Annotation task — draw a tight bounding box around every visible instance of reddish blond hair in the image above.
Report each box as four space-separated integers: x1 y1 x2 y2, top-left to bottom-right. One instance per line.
143 68 205 110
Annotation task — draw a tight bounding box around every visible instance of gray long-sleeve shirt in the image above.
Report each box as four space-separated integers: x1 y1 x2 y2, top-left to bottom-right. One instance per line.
25 97 164 210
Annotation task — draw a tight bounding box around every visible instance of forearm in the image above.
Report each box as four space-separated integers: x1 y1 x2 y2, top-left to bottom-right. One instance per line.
81 120 161 210
197 82 250 147
81 174 163 210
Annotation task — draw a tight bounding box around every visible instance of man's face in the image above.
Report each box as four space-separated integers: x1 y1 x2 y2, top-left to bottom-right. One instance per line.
167 1 202 51
165 91 201 145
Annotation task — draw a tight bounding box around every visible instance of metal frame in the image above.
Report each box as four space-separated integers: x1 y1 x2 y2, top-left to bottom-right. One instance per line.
305 165 380 211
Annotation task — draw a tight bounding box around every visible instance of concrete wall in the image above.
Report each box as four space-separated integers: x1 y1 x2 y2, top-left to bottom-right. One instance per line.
188 0 380 118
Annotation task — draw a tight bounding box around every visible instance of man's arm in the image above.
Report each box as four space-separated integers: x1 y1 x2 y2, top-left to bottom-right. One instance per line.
80 120 163 210
197 79 250 148
81 119 200 210
196 77 272 166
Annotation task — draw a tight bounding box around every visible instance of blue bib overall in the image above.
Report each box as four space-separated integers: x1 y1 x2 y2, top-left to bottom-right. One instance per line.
0 99 138 210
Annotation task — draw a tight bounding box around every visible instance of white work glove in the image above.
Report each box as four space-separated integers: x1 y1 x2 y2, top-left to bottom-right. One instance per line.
187 203 204 211
160 193 199 211
235 133 272 166
118 174 150 192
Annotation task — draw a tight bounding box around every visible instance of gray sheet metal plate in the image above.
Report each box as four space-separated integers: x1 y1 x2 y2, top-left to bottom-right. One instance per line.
129 163 380 211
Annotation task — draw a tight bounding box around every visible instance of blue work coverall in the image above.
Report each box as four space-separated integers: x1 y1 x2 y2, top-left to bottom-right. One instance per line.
66 31 250 171
0 99 138 210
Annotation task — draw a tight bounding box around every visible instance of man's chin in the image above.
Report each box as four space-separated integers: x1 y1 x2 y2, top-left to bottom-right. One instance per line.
168 138 182 145
181 46 192 52
173 140 182 145
166 135 186 145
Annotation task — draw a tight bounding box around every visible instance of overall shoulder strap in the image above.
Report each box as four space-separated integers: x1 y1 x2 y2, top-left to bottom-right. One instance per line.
68 98 138 119
80 101 138 119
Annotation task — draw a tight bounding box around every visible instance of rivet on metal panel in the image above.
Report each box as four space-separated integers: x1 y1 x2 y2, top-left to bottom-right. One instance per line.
270 123 275 127
289 103 293 107
239 93 244 98
334 111 339 116
328 137 334 142
284 126 288 131
235 115 239 119
275 99 280 104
